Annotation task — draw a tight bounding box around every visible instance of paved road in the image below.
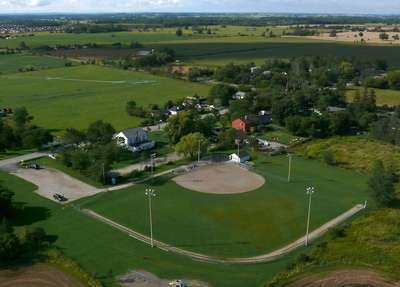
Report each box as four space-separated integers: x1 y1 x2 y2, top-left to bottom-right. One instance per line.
83 204 366 264
112 152 182 176
0 152 47 171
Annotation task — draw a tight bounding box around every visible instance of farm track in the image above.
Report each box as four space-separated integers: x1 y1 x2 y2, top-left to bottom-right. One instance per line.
82 204 366 264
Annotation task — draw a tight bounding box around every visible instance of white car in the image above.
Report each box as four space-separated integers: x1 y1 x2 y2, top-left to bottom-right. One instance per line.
169 280 186 287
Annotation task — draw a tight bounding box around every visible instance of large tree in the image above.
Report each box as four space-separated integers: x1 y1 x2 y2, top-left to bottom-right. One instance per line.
0 184 14 220
176 133 209 160
86 120 115 144
368 160 395 207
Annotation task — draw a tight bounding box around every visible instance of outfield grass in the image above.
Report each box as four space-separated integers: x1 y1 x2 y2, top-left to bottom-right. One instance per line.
346 87 400 107
1 170 298 287
0 65 210 131
81 154 371 258
0 54 69 74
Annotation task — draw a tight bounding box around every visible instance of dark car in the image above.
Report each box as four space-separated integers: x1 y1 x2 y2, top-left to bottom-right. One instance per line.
53 194 68 202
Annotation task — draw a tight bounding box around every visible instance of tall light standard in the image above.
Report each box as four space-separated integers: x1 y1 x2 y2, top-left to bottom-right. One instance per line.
145 188 156 248
287 154 293 183
305 186 315 247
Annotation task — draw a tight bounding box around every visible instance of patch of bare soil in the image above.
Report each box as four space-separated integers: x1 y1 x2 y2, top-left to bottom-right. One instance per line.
0 264 85 287
117 270 210 287
173 163 265 194
286 269 400 287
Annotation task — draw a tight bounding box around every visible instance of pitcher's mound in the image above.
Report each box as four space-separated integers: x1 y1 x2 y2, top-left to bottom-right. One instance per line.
173 163 265 194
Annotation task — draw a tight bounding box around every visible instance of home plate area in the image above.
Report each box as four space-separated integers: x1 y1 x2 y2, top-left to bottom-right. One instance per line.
173 163 265 194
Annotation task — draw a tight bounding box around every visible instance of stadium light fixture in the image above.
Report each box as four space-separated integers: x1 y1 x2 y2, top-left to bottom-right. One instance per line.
145 188 156 248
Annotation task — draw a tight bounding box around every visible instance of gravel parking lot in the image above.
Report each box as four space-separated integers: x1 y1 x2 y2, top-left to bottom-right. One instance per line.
11 167 103 203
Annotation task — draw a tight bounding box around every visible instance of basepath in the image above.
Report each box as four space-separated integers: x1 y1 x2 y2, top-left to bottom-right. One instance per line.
82 204 366 264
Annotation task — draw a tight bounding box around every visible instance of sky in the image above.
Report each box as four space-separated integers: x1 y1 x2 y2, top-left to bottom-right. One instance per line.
0 0 400 14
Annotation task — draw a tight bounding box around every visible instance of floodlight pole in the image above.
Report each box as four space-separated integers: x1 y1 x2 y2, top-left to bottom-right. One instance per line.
305 186 315 247
145 188 156 248
287 154 292 183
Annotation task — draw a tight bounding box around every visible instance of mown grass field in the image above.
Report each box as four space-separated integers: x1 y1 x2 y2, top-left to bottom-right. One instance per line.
0 65 210 131
0 170 299 287
81 154 370 258
0 54 69 74
346 87 400 107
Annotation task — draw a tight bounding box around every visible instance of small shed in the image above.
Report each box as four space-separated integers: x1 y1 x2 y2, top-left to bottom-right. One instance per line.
229 153 250 164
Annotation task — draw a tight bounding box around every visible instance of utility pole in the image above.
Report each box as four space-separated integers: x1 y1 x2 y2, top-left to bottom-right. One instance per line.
145 188 156 248
102 162 105 185
150 153 156 183
197 139 202 164
305 186 315 247
287 154 292 182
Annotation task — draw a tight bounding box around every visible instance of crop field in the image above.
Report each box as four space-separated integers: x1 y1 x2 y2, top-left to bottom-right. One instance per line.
150 40 400 67
0 65 210 131
81 154 371 258
1 170 297 287
0 30 207 49
346 88 400 107
0 54 69 74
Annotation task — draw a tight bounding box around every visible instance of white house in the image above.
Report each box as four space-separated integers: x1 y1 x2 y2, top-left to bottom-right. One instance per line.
229 153 250 164
114 128 155 152
233 91 247 100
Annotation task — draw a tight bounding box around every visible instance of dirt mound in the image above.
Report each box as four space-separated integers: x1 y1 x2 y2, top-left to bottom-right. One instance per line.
117 270 210 287
173 163 265 194
286 270 400 287
0 264 85 287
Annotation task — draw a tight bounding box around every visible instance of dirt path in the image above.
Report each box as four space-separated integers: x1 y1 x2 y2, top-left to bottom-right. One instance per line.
286 269 400 287
82 204 366 264
0 264 86 287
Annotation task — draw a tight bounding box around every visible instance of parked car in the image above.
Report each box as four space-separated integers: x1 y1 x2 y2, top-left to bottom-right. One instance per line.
169 280 186 287
53 194 68 202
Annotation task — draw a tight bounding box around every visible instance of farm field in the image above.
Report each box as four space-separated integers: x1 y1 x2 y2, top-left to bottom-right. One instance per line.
0 30 207 49
346 87 400 107
0 54 69 74
81 154 371 258
0 170 297 287
0 65 210 131
149 40 400 67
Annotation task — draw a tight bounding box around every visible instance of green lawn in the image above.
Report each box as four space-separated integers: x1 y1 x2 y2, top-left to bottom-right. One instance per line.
0 54 69 74
1 170 299 287
256 125 305 146
81 154 371 258
0 65 210 132
346 87 400 107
